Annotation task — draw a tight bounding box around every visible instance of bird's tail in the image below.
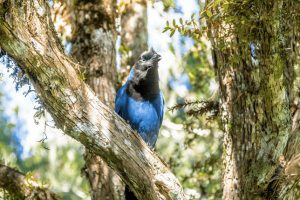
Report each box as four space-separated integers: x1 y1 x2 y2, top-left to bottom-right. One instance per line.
125 185 138 200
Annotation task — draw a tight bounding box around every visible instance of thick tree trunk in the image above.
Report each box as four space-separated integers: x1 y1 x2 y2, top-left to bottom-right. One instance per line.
70 1 124 199
0 164 57 200
207 1 299 199
0 1 185 200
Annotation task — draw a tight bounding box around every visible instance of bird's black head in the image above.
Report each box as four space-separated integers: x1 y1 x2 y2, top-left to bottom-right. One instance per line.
127 48 161 100
133 48 161 80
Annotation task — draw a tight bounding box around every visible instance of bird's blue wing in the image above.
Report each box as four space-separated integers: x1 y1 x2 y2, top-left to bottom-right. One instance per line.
158 91 164 126
115 69 134 115
115 84 127 115
127 67 135 81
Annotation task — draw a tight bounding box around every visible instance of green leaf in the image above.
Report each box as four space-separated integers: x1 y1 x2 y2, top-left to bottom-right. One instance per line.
191 13 195 19
162 27 170 33
192 20 197 26
206 10 213 18
170 29 175 37
212 0 222 7
179 18 183 25
173 19 176 27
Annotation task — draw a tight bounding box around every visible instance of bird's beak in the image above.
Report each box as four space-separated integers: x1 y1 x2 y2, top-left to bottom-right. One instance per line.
154 54 161 62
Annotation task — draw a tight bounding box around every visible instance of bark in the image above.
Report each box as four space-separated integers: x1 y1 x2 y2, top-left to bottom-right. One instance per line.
206 0 299 199
70 1 124 199
0 1 185 200
120 0 148 69
0 164 57 200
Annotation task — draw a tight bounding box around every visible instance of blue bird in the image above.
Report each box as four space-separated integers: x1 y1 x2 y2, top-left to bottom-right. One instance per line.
115 48 164 148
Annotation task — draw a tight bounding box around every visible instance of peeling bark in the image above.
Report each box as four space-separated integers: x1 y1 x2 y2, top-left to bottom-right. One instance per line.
0 1 185 200
0 164 57 200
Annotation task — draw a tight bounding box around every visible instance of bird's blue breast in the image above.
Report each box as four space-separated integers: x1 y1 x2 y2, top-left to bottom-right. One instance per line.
115 83 164 147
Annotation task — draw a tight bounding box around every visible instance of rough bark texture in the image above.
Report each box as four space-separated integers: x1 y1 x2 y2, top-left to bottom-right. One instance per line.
206 1 299 199
0 164 57 200
70 1 124 199
121 0 148 69
0 1 185 200
72 1 117 105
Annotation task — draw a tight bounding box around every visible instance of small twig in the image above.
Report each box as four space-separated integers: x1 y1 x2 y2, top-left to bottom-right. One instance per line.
37 120 50 151
169 99 219 118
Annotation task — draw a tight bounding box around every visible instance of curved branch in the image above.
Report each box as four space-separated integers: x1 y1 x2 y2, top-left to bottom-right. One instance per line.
0 1 185 200
0 164 57 200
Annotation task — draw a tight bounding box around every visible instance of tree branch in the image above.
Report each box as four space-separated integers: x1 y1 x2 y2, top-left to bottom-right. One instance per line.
0 1 185 200
169 100 219 119
0 164 57 200
270 106 300 198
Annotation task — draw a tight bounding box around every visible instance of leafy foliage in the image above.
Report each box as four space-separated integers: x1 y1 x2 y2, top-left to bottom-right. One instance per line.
157 10 223 200
163 14 202 39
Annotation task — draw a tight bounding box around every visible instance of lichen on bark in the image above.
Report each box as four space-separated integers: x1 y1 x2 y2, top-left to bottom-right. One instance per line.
206 0 299 199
